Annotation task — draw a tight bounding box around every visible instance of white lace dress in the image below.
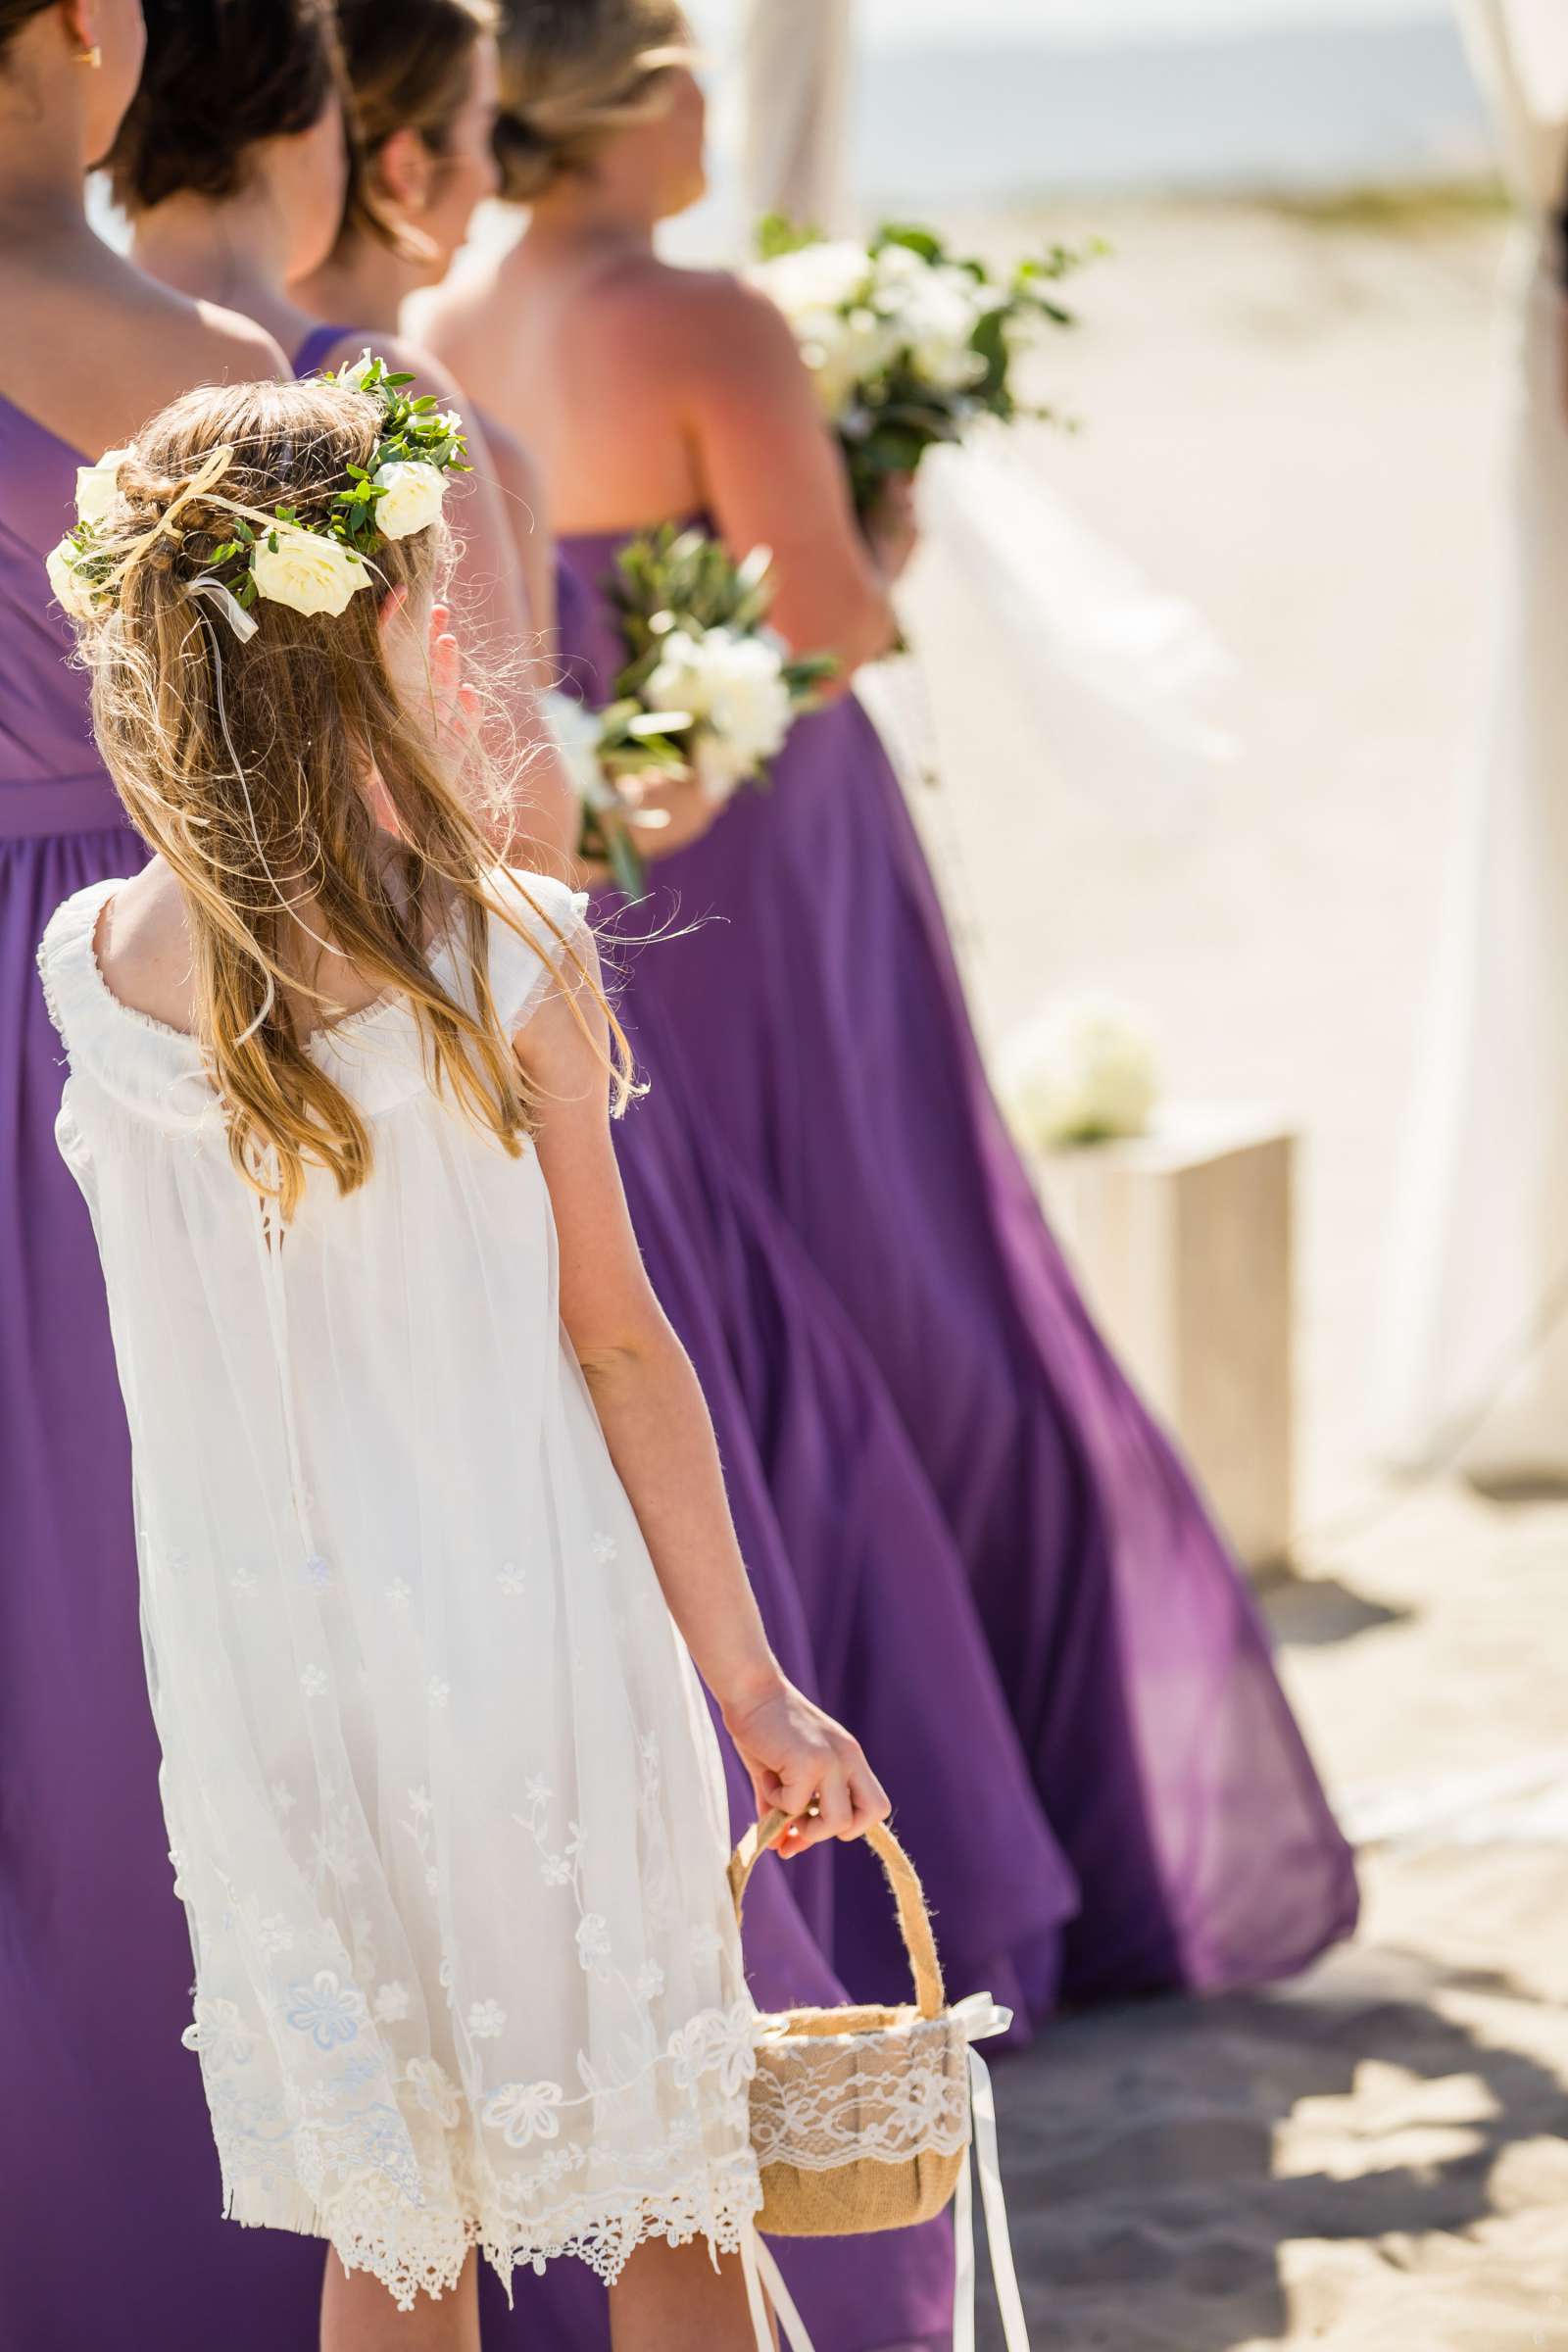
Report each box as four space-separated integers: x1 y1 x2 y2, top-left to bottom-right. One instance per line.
37 870 761 2310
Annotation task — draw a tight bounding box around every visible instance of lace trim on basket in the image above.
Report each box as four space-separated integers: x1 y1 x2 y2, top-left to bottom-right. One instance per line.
749 2011 974 2174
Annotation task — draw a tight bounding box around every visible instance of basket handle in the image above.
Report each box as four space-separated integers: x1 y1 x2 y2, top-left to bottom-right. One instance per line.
728 1810 948 2023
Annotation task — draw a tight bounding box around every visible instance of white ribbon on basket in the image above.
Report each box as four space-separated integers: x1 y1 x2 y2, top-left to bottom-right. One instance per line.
741 1991 1028 2352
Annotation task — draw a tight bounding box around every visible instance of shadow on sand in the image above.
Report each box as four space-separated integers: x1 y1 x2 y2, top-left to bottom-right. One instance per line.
973 1940 1568 2351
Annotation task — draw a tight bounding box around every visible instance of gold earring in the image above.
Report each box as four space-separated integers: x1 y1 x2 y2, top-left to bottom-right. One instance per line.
75 44 103 67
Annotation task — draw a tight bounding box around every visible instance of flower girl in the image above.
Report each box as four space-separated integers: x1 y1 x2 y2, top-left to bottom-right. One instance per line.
37 368 885 2349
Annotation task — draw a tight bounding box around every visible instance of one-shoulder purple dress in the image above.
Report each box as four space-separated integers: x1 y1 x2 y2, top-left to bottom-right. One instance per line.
0 395 327 2344
557 518 1359 2007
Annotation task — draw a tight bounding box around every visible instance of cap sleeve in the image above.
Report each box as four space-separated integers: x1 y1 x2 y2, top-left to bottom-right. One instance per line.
36 879 122 1067
36 877 218 1131
481 868 592 1036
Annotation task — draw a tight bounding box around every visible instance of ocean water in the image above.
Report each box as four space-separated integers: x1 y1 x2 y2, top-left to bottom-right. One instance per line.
687 3 1490 204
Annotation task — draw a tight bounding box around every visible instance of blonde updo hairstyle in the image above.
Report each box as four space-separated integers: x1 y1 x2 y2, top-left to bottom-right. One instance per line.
493 0 688 203
74 376 627 1219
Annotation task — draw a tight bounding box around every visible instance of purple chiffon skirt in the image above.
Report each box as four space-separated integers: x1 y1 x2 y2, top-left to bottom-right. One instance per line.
557 519 1358 2010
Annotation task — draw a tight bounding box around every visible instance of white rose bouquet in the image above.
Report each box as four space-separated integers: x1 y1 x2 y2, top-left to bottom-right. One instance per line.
750 218 1093 517
997 995 1158 1152
567 525 836 898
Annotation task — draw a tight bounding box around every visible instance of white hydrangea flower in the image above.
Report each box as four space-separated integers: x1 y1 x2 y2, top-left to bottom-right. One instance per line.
645 627 794 805
801 305 904 417
896 266 990 393
74 447 131 526
45 536 97 620
372 459 446 541
997 995 1158 1151
251 522 368 619
751 238 874 324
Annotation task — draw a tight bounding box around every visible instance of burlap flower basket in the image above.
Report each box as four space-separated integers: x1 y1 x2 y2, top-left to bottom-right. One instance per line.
728 1811 972 2237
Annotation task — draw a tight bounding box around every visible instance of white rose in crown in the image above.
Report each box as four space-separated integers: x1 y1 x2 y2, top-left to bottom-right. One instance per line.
74 448 132 527
998 995 1159 1151
45 536 99 620
250 521 368 618
646 626 795 803
372 460 446 540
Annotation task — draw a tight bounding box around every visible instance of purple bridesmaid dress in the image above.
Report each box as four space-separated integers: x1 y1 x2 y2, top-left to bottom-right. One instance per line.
0 399 328 2344
556 518 1359 2008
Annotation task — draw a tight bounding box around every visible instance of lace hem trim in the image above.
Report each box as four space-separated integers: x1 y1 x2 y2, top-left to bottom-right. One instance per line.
226 2149 763 2313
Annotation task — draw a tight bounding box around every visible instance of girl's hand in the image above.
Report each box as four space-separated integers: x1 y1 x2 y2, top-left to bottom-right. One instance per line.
866 470 920 585
427 601 484 763
722 1675 890 1859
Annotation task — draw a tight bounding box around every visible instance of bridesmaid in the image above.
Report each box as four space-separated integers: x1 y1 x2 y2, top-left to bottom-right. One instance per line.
107 0 573 856
423 0 1360 2003
293 0 559 638
0 4 331 2345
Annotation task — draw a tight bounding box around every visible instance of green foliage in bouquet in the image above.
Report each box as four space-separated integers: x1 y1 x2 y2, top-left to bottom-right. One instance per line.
755 215 1100 516
609 524 838 707
576 526 837 901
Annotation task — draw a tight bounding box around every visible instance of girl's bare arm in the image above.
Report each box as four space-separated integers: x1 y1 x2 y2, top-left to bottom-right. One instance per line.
516 943 889 1854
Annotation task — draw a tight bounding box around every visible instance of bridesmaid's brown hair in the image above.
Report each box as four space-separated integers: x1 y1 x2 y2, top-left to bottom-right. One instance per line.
0 0 55 53
337 0 498 178
105 0 344 211
493 0 688 203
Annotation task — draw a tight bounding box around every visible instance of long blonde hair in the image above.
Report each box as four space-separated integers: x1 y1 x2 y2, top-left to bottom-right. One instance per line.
75 375 628 1218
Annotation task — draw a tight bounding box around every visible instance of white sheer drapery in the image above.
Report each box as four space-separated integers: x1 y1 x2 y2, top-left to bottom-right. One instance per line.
739 0 855 232
1374 5 1568 1474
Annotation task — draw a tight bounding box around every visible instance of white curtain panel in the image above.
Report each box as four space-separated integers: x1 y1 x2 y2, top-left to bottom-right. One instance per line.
740 0 856 231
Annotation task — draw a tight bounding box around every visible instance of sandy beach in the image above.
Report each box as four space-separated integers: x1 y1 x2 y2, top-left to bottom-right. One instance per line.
905 194 1568 2350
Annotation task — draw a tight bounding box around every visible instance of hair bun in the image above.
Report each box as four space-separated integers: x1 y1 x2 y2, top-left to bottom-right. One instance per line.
491 104 563 204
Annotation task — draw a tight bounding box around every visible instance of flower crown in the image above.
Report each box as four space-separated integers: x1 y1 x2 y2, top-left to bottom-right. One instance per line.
46 352 468 633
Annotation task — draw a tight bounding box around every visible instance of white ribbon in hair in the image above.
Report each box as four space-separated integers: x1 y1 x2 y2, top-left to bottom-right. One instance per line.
741 1992 1029 2352
185 574 259 643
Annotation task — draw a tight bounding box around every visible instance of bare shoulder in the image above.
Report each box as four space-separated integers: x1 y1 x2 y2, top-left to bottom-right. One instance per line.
94 859 197 1033
0 242 287 453
115 282 287 416
598 260 792 374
